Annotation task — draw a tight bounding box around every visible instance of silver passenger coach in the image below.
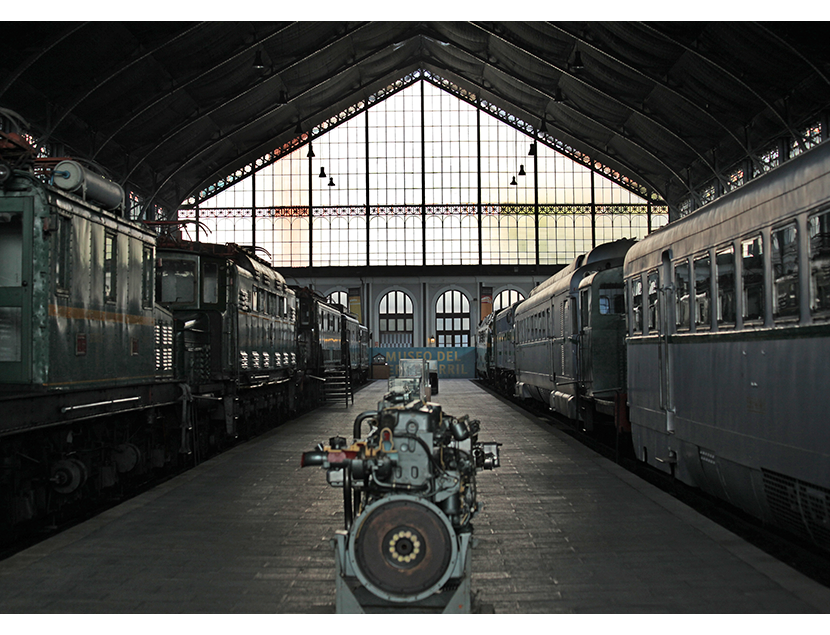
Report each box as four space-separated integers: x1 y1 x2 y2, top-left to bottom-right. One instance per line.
624 140 830 547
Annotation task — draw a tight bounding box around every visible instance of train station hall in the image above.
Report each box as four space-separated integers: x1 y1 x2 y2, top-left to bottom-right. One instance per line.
0 21 829 617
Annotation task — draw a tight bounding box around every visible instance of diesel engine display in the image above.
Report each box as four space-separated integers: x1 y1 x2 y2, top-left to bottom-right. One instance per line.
301 360 500 613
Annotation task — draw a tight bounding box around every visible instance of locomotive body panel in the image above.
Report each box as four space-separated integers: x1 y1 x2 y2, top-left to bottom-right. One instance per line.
1 177 162 394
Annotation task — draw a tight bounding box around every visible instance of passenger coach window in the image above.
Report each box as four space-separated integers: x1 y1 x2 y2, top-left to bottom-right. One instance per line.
675 261 691 330
772 223 799 319
741 236 764 321
647 273 659 332
716 246 735 326
809 209 830 316
694 254 711 329
631 278 643 335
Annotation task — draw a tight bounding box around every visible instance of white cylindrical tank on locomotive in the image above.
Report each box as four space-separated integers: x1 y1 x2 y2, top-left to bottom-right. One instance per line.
51 160 125 212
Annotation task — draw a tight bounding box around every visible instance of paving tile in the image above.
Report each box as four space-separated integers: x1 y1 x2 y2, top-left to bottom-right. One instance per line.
0 379 828 613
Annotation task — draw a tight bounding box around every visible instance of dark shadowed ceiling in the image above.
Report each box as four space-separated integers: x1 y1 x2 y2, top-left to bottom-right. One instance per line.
1 21 829 217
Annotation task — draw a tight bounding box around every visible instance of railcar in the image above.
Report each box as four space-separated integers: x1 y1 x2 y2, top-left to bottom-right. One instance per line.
342 310 370 385
0 133 370 538
493 303 518 396
0 155 182 526
624 140 830 549
514 239 633 430
294 287 369 400
155 239 299 441
474 310 494 381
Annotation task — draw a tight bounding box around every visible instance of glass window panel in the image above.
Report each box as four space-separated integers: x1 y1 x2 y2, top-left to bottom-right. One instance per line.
187 78 664 269
742 235 765 321
694 254 711 329
104 232 117 302
647 273 659 332
0 212 23 287
202 262 219 305
631 277 643 335
158 257 197 305
675 261 690 330
716 246 736 326
809 209 830 315
772 223 799 319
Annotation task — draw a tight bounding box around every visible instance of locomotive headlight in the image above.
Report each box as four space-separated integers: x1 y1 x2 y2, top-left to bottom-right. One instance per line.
0 161 11 186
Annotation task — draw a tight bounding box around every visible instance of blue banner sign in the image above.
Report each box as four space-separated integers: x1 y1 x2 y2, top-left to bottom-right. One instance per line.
371 347 475 378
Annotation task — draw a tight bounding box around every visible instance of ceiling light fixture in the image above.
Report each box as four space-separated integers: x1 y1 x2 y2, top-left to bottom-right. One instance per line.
319 167 326 178
510 176 517 186
328 177 335 187
518 164 526 176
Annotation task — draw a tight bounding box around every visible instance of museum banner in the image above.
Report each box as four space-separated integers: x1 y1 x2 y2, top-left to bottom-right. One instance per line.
371 347 475 378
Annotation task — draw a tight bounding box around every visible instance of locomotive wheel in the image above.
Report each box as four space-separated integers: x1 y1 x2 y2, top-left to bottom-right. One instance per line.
349 496 456 602
50 458 88 495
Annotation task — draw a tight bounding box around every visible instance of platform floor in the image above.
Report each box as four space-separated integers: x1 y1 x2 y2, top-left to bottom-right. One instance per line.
1 379 828 613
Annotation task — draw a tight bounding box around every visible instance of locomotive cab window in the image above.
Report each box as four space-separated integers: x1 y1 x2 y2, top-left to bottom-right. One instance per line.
741 235 765 323
0 211 23 287
157 256 198 305
202 262 220 305
142 245 154 308
772 222 799 320
54 214 72 294
104 231 117 303
809 209 830 317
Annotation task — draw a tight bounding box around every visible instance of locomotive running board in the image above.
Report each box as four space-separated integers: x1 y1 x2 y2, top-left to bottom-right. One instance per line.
331 531 473 613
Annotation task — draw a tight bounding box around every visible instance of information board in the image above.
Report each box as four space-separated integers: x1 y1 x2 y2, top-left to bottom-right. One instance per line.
370 347 475 378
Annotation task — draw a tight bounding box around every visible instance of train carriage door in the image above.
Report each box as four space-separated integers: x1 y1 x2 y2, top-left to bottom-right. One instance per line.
659 251 676 434
0 197 32 383
579 286 591 387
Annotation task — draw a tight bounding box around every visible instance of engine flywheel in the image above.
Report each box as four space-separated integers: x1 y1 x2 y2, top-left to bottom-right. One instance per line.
349 495 457 602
